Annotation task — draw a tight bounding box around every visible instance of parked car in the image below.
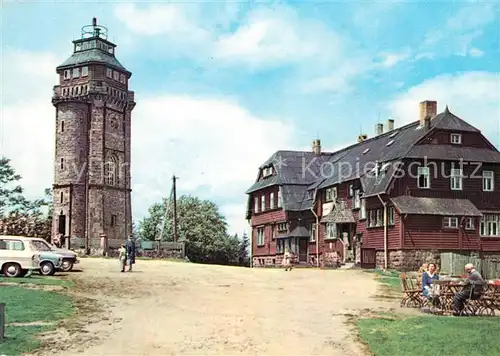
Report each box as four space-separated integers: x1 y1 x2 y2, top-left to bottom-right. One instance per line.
29 241 64 276
0 235 40 277
30 238 80 272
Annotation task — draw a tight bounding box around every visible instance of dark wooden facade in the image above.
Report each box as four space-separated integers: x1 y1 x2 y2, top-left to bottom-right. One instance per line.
246 102 500 269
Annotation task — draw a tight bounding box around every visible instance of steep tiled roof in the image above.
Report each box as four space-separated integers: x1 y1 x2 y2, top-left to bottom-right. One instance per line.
406 145 500 163
391 197 483 216
246 107 498 214
431 106 480 132
246 151 332 193
57 49 129 73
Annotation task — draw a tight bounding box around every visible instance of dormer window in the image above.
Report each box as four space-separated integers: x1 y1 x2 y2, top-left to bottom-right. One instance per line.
325 187 337 202
72 68 80 78
120 74 126 84
63 70 71 80
113 71 120 81
106 68 113 78
451 133 462 144
82 66 89 77
263 166 273 178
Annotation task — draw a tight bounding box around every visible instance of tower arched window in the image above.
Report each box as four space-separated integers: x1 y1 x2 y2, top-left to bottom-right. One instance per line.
104 154 119 186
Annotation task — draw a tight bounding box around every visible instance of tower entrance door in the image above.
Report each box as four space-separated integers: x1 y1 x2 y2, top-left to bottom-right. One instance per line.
58 214 66 235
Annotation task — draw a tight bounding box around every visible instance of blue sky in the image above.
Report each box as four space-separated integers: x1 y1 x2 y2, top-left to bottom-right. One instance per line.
1 0 499 235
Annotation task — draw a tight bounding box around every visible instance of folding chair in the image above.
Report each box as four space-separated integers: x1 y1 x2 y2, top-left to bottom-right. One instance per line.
400 274 423 308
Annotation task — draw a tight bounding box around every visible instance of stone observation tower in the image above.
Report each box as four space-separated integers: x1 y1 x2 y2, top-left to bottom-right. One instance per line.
51 18 135 251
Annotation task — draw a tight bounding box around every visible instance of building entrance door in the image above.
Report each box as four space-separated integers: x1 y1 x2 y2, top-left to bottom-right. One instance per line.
58 214 66 235
298 238 308 262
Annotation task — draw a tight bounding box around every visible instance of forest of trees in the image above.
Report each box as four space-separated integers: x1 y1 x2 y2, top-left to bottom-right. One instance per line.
0 155 250 267
136 195 250 267
0 156 52 239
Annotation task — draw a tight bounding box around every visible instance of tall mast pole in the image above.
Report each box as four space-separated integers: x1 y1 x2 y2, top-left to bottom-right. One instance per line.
172 175 178 242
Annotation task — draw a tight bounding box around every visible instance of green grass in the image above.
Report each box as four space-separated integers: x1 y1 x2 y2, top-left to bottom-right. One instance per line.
358 269 500 356
0 274 73 287
367 269 402 293
358 315 500 356
0 285 74 355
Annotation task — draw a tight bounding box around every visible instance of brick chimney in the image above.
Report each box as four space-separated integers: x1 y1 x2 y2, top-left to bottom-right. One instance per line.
387 119 394 131
312 139 321 154
375 123 383 135
357 134 368 143
419 100 437 127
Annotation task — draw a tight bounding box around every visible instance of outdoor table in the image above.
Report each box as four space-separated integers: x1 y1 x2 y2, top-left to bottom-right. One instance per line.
430 280 465 314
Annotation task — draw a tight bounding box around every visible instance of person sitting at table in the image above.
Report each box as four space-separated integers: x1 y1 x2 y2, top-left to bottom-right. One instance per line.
421 263 439 299
452 263 485 316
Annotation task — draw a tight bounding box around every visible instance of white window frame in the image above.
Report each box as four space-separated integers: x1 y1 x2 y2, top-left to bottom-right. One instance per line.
257 227 265 246
277 222 287 232
376 209 383 226
81 66 89 77
417 166 430 189
63 70 71 80
270 192 275 209
277 187 283 208
388 206 395 225
310 223 316 242
450 168 463 190
106 68 113 78
359 198 366 219
348 184 354 197
480 214 499 237
254 197 259 213
465 217 475 230
120 74 126 84
113 71 120 81
261 195 266 212
483 171 494 192
326 223 337 239
443 217 458 229
450 133 462 144
368 210 376 227
72 68 80 78
325 187 337 202
353 189 361 209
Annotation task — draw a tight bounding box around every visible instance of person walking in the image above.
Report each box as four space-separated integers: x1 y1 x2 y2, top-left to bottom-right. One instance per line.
118 243 127 273
283 246 293 271
125 235 136 272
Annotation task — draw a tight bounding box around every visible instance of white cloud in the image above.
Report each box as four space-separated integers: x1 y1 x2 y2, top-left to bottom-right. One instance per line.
131 94 296 234
0 49 297 235
419 3 498 58
113 3 209 39
0 50 60 197
213 6 342 68
389 71 500 146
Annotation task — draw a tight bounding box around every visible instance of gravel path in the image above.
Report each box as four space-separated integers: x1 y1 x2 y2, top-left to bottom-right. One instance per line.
32 258 395 356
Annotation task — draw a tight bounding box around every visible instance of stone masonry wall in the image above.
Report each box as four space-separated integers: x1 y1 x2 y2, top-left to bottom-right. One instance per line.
376 250 500 273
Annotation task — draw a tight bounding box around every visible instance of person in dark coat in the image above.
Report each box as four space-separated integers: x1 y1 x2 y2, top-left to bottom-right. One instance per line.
125 235 136 272
452 263 485 316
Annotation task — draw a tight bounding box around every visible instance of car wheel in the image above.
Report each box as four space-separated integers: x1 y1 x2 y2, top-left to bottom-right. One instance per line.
40 261 55 276
3 263 22 278
60 260 74 272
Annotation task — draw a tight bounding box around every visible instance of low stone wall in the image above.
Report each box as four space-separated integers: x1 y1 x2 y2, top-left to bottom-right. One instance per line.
376 249 440 271
376 249 500 274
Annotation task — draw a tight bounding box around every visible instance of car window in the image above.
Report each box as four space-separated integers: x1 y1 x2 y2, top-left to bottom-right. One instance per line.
3 240 25 251
0 240 7 250
30 240 51 251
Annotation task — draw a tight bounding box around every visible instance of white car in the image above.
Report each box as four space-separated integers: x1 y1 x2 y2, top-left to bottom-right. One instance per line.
0 235 40 277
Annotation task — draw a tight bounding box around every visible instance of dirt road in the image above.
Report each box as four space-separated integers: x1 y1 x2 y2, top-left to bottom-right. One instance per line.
35 258 396 356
